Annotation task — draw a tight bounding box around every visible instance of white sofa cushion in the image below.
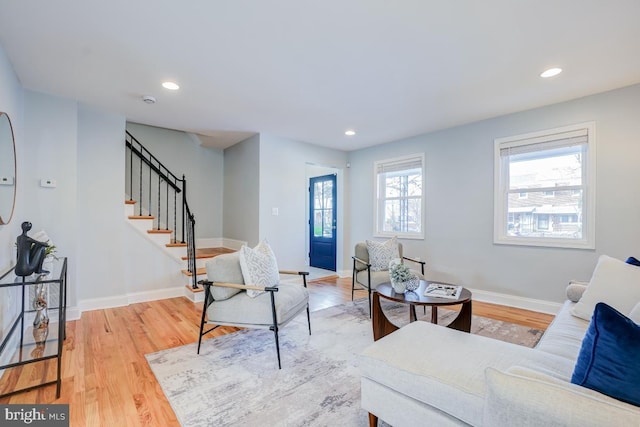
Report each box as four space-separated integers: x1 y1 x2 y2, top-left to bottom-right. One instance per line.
484 366 640 427
205 283 308 327
360 321 563 425
571 255 640 321
534 300 589 364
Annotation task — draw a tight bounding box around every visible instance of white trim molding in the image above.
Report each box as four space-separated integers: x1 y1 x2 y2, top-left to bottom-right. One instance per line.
467 287 562 315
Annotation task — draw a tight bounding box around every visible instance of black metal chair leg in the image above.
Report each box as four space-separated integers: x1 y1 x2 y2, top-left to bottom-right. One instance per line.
273 327 281 369
367 267 372 318
351 261 356 301
306 305 311 335
269 290 282 369
197 286 210 354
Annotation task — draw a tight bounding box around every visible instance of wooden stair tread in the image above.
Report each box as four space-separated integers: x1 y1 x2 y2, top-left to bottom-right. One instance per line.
128 215 155 220
181 268 206 277
184 284 204 293
125 200 136 205
180 247 235 260
147 229 173 234
167 242 187 248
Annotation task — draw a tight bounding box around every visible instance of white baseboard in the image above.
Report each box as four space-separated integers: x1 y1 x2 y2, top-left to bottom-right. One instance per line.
222 238 246 250
337 269 351 278
67 307 82 321
75 286 185 318
467 287 562 315
195 237 246 250
127 286 184 304
196 237 223 248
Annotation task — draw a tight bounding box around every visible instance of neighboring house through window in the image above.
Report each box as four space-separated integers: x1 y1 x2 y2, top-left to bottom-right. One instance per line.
374 154 424 239
494 122 596 249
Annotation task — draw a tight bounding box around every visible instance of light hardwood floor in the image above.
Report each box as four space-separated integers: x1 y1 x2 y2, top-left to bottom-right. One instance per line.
0 276 554 426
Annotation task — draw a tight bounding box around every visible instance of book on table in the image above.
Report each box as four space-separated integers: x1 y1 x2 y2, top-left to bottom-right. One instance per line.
423 283 462 299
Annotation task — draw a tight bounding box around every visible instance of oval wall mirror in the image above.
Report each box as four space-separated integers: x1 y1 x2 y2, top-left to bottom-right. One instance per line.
0 112 16 225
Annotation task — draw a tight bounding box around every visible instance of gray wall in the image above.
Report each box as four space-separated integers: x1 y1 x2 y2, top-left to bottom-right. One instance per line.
0 46 23 346
77 105 127 300
125 122 224 238
223 134 260 246
347 84 640 303
259 133 348 270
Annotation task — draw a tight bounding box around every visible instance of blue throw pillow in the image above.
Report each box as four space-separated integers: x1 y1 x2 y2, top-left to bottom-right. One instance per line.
571 302 640 406
626 256 640 267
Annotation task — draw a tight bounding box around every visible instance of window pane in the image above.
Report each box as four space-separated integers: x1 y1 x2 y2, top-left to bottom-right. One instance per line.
382 199 400 232
407 172 422 196
314 182 323 209
385 176 401 197
382 198 421 233
406 198 422 233
323 181 333 208
509 146 583 190
323 209 333 238
506 190 582 239
313 210 322 237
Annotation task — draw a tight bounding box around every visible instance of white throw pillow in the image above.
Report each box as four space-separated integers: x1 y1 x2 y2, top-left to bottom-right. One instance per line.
238 240 279 298
366 237 400 272
571 255 640 321
629 302 640 324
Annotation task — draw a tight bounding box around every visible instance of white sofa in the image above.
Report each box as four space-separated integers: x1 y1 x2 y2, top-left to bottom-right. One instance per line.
359 282 640 426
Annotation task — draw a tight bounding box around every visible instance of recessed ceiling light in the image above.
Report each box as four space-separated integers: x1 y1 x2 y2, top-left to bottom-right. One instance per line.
540 68 562 78
345 130 356 136
162 81 180 90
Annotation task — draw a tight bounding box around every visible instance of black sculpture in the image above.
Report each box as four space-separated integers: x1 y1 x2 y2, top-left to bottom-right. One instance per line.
15 221 47 277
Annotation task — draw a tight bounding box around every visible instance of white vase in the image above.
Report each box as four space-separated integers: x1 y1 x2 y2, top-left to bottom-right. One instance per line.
391 279 406 293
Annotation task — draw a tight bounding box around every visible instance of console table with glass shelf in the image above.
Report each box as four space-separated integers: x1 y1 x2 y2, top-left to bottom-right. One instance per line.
0 257 67 398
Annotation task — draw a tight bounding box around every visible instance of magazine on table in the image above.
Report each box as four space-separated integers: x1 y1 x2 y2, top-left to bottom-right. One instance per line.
423 283 462 299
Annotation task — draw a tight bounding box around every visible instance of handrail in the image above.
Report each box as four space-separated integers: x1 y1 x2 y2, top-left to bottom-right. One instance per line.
125 131 199 288
125 141 181 193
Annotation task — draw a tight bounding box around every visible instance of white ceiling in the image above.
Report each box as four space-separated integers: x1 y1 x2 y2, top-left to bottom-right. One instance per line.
1 1 639 151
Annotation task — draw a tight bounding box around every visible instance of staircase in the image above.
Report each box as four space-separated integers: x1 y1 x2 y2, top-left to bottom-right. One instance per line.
124 131 231 302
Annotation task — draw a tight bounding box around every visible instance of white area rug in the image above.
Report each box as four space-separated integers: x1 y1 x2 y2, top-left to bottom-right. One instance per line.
145 299 543 426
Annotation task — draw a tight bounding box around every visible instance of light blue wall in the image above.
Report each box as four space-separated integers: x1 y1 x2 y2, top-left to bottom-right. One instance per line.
223 134 260 246
125 122 224 238
259 134 348 270
347 84 640 303
0 45 23 347
77 105 127 300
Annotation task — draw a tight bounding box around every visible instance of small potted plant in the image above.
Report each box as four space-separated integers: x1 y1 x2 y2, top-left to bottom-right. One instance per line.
389 261 417 293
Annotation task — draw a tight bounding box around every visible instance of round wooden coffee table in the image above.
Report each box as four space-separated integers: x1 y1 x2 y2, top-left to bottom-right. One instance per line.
372 280 472 340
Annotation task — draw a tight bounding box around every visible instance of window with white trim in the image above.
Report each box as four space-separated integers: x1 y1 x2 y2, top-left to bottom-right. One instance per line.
494 122 596 249
374 154 424 239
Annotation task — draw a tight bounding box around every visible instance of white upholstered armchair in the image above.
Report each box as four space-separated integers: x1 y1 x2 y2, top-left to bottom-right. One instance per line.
352 240 425 316
197 247 310 369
